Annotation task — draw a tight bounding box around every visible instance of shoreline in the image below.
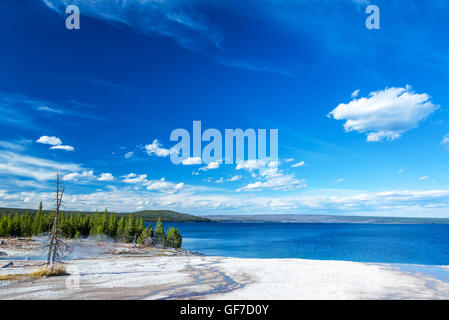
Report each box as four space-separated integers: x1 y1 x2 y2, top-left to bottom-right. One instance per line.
1 238 449 300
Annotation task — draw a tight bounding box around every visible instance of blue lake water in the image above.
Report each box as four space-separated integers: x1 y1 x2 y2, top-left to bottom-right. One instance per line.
160 222 449 265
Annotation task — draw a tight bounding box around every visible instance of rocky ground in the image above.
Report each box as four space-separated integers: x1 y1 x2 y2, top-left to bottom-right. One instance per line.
1 237 449 300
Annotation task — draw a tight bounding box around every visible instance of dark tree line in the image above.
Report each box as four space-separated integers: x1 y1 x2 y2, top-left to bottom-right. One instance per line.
0 203 182 248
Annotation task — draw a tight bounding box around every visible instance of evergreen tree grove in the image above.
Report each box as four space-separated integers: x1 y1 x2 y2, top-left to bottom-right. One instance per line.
0 206 182 248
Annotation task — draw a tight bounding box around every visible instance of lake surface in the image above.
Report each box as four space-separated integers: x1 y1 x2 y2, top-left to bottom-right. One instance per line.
161 222 449 265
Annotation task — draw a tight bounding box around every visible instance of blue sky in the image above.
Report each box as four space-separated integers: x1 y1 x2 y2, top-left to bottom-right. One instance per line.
1 0 449 217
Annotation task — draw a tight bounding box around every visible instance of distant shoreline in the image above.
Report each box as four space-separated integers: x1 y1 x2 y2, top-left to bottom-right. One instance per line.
205 214 449 224
2 207 449 224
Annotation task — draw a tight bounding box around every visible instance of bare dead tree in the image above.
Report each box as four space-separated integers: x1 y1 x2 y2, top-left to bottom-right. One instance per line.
46 173 69 266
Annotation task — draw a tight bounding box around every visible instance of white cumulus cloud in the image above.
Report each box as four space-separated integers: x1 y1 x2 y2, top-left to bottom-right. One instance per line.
328 86 439 142
36 136 62 146
123 173 148 184
182 157 202 165
199 160 221 171
97 173 114 182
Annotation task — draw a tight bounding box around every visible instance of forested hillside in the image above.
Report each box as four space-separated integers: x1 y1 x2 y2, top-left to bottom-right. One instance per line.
0 207 209 222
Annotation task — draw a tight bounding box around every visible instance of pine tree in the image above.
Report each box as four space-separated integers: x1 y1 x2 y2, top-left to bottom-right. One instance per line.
41 212 51 234
135 216 145 235
80 214 90 236
20 214 33 236
148 225 154 239
99 209 108 237
89 212 100 236
137 228 147 244
165 227 182 248
32 210 42 235
124 215 135 243
116 216 125 240
155 217 165 245
10 214 21 236
68 214 75 238
0 216 7 236
106 213 118 238
137 225 154 245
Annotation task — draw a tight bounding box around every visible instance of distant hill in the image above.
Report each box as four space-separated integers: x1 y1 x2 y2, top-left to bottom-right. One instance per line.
0 207 210 222
205 214 449 224
132 210 210 222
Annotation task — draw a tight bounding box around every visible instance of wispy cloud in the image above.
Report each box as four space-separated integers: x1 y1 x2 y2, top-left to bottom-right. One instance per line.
331 178 346 185
0 150 82 181
145 178 184 192
0 92 109 129
145 139 174 157
39 0 312 77
4 186 449 217
291 161 305 168
40 0 222 50
0 139 32 152
215 57 295 77
0 93 37 128
441 134 449 149
63 170 95 181
236 160 306 192
228 175 241 182
36 106 63 114
0 150 112 186
124 151 134 159
236 159 271 171
50 145 75 152
351 89 360 98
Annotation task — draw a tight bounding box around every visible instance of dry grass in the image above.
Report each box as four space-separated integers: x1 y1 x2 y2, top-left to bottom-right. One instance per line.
0 274 30 281
31 265 69 277
0 265 69 282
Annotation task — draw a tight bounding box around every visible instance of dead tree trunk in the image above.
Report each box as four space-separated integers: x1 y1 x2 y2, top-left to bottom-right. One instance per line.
46 173 66 266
